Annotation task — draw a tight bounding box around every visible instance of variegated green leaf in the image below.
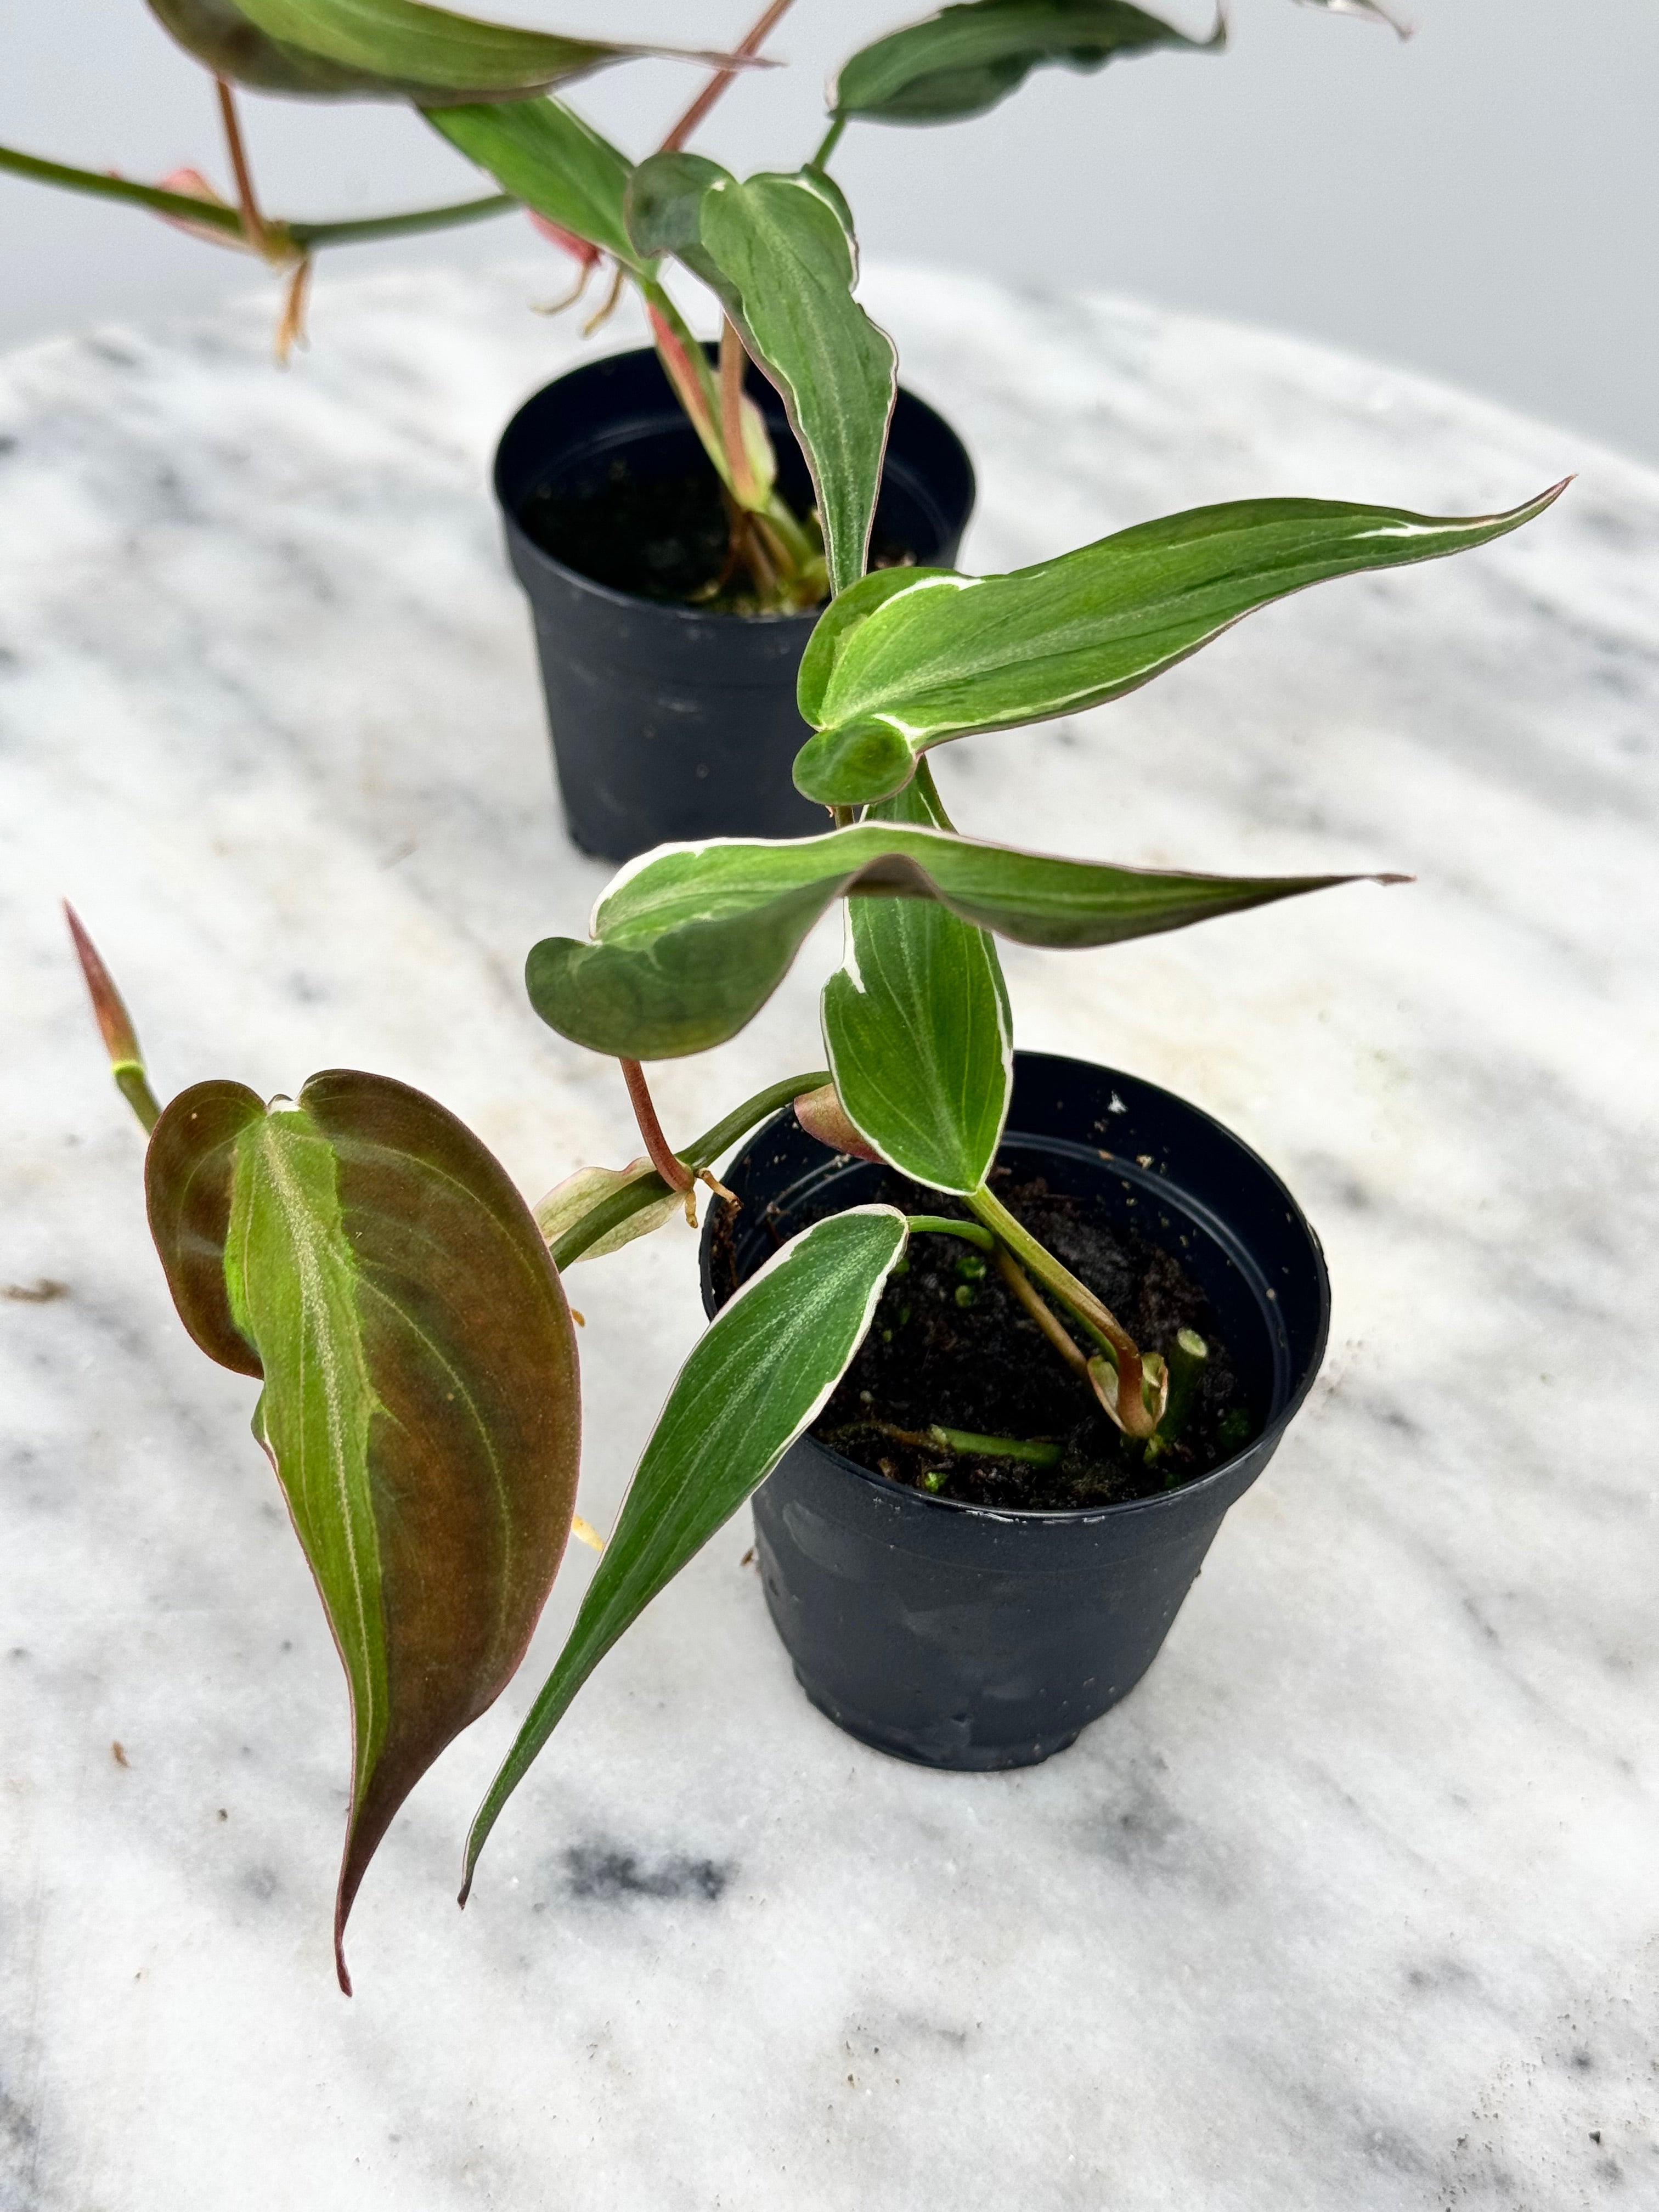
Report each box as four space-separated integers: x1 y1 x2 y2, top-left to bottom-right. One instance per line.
832 0 1221 127
627 155 896 595
525 823 1370 1060
425 98 642 262
793 486 1566 805
822 767 1012 1194
461 1205 909 1893
145 1070 580 1991
150 0 741 103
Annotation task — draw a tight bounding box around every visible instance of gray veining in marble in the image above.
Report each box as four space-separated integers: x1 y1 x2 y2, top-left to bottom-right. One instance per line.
2 262 1656 2210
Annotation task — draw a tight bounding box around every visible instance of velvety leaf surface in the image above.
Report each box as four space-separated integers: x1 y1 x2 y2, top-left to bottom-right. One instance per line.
161 0 735 102
822 768 1012 1194
461 1206 909 1893
628 156 897 596
146 1069 581 1990
624 151 726 285
148 0 421 94
428 98 642 263
144 1080 270 1375
525 823 1364 1059
832 0 1220 126
794 486 1565 804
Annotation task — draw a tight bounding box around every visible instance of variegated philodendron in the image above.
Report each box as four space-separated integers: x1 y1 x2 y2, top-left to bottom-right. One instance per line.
55 0 1550 1986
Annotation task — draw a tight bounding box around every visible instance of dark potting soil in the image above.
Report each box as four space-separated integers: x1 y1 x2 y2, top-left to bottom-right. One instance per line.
806 1168 1255 1512
517 458 913 612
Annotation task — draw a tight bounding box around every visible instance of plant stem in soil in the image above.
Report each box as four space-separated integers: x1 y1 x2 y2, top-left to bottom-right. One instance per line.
967 1181 1158 1438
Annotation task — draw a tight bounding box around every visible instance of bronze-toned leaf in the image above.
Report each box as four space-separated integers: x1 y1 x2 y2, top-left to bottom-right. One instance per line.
146 1069 581 1990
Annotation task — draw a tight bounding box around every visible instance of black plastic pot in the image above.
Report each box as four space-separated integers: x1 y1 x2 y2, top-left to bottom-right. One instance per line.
494 347 975 862
700 1052 1330 1771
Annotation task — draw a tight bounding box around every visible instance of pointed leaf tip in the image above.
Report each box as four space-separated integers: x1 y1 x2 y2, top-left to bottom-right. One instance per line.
797 485 1568 802
146 1069 583 1985
459 1205 909 1891
64 901 141 1067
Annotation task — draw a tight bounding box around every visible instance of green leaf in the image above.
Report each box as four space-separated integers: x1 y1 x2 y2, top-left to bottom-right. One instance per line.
461 1205 909 1893
627 156 898 596
150 0 741 103
526 823 1370 1060
145 1070 581 1991
832 0 1220 127
822 767 1012 1194
795 485 1567 805
427 98 641 264
624 151 727 283
148 0 410 94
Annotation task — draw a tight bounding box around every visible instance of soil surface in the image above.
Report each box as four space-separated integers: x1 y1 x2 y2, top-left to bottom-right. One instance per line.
518 458 912 612
805 1168 1256 1511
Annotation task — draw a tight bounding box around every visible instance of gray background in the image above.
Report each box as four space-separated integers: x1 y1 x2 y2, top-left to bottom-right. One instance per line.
1 0 1655 462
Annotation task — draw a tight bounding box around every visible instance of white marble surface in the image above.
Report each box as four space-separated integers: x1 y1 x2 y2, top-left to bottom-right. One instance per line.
3 262 1657 2210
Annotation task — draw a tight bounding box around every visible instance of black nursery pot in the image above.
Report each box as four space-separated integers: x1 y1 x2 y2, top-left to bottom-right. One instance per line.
494 346 975 862
699 1053 1331 1772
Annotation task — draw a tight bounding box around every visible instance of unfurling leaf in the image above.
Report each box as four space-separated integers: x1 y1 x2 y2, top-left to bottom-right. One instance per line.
427 98 643 264
461 1206 909 1893
832 0 1221 128
148 0 747 103
822 768 1012 1194
793 1084 883 1163
145 1070 581 1991
525 823 1379 1060
794 485 1567 804
628 156 897 595
533 1157 684 1263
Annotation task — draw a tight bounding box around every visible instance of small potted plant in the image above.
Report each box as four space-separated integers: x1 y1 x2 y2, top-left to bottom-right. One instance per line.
68 408 1557 1991
4 0 1406 856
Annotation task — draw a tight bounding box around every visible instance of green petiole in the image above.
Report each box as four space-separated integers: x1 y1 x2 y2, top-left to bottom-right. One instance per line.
0 139 515 257
905 1215 996 1252
548 1070 830 1271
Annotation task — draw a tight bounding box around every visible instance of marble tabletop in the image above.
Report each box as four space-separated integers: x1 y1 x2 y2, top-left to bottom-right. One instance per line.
2 260 1656 2210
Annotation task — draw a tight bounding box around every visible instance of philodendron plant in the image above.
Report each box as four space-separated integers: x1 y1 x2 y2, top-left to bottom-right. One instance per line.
71 453 1556 1987
8 0 1405 598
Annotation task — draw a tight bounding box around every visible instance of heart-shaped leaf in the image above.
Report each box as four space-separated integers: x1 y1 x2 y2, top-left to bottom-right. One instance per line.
628 155 897 596
428 97 642 264
794 484 1567 804
526 823 1374 1060
150 0 744 103
145 1069 581 1991
822 767 1012 1194
460 1205 909 1894
832 0 1221 127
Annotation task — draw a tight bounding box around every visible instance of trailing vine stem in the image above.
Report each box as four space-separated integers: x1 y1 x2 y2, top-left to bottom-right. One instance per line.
0 140 515 255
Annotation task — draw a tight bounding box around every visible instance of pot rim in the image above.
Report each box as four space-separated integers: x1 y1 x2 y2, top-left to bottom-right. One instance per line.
493 343 975 627
706 1051 1330 1534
